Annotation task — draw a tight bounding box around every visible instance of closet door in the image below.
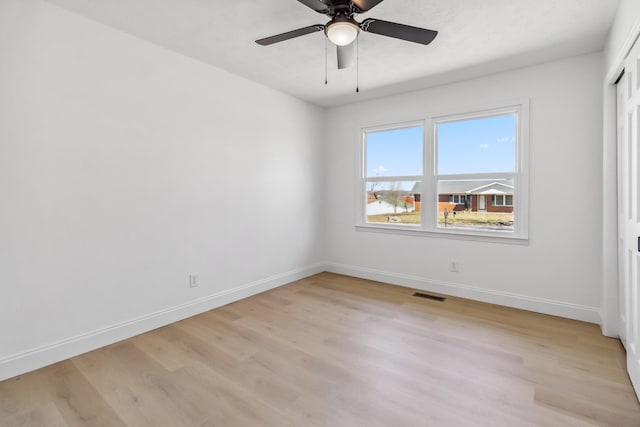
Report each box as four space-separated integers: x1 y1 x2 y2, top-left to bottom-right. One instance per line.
619 37 640 397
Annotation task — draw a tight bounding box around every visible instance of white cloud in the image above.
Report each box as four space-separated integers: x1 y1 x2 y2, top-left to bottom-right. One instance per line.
480 144 489 149
496 137 510 143
372 165 388 174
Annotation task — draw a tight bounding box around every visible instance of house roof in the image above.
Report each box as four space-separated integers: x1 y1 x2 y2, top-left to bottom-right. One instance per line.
411 179 514 195
466 182 514 195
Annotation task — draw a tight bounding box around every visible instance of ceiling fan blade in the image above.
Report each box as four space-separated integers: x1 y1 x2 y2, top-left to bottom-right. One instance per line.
352 0 384 13
337 43 356 69
361 18 437 45
297 0 331 14
256 25 324 46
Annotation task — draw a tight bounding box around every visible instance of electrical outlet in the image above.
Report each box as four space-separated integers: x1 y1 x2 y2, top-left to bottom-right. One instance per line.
449 261 459 273
189 274 198 288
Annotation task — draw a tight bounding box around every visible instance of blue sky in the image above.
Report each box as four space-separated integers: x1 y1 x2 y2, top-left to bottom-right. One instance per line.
366 114 515 178
366 126 423 177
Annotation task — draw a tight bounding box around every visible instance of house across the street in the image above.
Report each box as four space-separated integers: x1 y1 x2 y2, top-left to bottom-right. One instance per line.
410 180 514 213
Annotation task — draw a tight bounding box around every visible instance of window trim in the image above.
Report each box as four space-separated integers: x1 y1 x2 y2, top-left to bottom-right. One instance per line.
492 194 514 207
356 98 529 242
449 194 466 204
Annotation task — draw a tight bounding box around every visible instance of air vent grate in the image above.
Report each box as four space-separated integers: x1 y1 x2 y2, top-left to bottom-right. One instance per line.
412 292 446 302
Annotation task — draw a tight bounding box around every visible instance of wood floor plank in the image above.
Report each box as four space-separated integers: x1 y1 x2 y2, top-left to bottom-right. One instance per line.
0 402 68 427
41 360 126 427
1 272 639 426
534 387 640 426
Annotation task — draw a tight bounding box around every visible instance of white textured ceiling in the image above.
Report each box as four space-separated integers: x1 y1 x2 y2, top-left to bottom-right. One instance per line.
45 0 619 107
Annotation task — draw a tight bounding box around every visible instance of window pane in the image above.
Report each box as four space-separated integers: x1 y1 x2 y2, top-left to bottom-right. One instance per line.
437 114 515 175
366 126 423 177
366 181 420 225
437 178 514 231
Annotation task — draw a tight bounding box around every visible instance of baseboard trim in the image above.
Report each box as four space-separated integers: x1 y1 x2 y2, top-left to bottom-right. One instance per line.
325 262 601 324
0 263 324 382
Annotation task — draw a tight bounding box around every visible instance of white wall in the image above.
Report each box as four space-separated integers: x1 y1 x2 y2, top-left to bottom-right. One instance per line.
0 0 325 380
325 53 604 322
604 0 640 73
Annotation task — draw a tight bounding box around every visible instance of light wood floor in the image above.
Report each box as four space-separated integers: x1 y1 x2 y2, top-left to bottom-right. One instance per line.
1 273 639 426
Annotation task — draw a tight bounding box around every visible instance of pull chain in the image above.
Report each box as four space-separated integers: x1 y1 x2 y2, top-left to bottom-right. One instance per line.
324 37 328 85
356 37 359 93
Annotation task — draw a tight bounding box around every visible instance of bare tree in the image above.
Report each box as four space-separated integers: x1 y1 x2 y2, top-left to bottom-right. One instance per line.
368 181 380 198
382 182 408 214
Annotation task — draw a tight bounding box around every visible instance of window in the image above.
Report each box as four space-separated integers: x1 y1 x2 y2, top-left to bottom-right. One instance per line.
358 100 529 240
450 194 466 204
363 124 423 225
492 195 513 206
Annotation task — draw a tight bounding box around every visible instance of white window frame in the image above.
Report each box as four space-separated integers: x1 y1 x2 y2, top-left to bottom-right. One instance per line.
359 120 425 228
492 194 513 207
450 194 466 204
356 99 529 242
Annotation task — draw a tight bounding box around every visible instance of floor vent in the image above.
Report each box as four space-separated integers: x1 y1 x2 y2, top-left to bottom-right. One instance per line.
412 292 446 302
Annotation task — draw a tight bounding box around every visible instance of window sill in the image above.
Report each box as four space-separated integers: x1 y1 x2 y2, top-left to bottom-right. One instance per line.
355 223 529 245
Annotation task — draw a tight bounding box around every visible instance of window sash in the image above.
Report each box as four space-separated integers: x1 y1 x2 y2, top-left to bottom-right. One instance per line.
450 195 465 204
491 195 514 206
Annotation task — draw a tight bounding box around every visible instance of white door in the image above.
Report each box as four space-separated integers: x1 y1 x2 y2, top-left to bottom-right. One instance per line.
618 37 640 398
478 195 486 211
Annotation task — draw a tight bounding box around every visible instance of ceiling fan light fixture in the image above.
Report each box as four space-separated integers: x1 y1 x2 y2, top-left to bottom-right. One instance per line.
326 19 359 46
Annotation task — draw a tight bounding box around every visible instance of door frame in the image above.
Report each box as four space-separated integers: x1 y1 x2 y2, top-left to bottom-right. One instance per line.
478 195 486 211
603 25 640 339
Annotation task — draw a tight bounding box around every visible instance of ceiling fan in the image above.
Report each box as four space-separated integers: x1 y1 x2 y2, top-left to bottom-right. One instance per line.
255 0 438 70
